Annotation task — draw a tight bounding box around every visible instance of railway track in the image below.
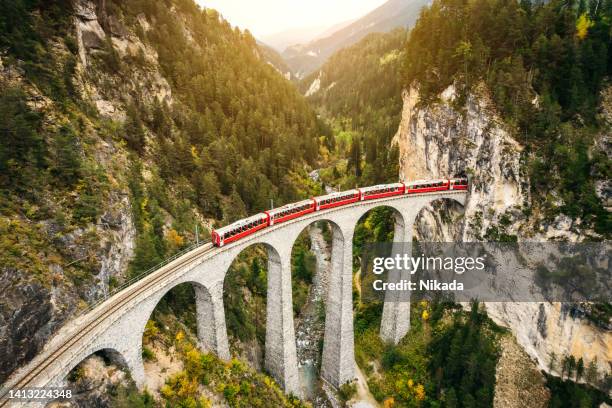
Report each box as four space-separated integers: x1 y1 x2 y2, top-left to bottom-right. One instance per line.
0 243 215 407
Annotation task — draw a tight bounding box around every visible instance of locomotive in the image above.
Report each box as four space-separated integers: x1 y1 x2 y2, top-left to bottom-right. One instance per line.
211 178 468 247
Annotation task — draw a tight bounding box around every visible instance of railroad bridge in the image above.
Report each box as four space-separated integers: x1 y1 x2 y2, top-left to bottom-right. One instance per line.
1 190 467 406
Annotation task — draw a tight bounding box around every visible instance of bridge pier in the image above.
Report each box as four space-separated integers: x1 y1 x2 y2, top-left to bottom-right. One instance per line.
380 215 413 344
119 342 146 388
321 224 355 387
195 280 230 360
265 246 300 396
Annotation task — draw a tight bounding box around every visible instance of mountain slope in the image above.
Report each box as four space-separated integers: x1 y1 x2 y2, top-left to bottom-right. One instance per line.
0 0 321 385
282 0 428 78
300 29 408 185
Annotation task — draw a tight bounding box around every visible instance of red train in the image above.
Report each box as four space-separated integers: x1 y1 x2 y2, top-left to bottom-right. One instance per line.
211 178 468 247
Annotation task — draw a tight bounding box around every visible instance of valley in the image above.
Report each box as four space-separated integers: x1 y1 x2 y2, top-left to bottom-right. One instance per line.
0 0 610 407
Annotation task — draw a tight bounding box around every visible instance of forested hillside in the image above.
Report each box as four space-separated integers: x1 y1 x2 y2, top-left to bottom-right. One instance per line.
403 0 611 236
301 29 407 188
0 0 322 385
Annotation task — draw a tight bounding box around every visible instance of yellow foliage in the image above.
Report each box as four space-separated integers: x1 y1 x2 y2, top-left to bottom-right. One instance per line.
144 320 159 342
415 384 426 401
383 397 395 408
215 382 226 393
175 330 185 342
576 13 594 40
166 228 184 248
422 310 430 321
160 384 174 399
140 197 148 213
263 376 273 387
177 375 198 398
419 300 428 308
185 348 202 376
407 378 414 388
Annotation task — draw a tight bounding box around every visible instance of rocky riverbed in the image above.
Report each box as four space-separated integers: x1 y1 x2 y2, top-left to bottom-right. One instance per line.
295 224 332 406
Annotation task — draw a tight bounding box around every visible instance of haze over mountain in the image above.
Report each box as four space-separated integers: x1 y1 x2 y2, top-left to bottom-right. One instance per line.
282 0 429 78
260 25 332 52
261 19 357 52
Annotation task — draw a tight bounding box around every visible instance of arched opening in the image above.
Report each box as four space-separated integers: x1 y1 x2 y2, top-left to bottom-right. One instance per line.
351 206 405 386
65 348 138 406
413 197 465 242
140 281 214 397
290 220 334 401
222 243 270 371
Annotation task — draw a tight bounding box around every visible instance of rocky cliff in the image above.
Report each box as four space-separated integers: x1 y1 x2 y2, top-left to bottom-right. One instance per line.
0 0 183 383
393 83 611 388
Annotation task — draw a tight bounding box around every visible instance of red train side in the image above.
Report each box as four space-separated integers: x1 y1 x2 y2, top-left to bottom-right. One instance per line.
211 213 269 247
359 183 405 201
212 178 468 247
405 179 449 194
314 190 360 210
265 199 316 226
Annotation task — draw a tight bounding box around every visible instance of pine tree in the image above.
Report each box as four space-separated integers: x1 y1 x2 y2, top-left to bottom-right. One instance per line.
124 104 146 154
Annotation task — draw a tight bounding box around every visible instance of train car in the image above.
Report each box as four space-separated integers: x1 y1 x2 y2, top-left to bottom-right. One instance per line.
265 199 316 226
211 213 269 247
314 189 360 211
450 177 469 190
359 183 405 201
405 179 450 194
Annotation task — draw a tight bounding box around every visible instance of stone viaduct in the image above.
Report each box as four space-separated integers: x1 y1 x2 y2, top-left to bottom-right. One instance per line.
0 190 466 407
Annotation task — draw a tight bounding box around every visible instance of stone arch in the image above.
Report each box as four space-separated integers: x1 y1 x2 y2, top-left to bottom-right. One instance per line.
221 240 303 393
288 219 346 399
349 205 410 345
139 279 230 386
65 347 132 385
412 195 466 242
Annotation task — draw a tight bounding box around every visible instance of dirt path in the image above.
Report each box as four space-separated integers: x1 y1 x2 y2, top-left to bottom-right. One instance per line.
349 365 380 408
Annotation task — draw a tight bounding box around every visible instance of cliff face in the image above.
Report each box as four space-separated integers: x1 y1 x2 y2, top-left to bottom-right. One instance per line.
395 84 528 241
393 84 611 385
0 0 169 382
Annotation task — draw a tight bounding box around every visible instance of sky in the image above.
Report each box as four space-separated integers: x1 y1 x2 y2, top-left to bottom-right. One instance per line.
196 0 388 37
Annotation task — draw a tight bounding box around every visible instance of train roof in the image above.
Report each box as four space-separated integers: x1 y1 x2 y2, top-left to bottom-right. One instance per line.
266 199 314 215
213 212 267 234
406 178 448 185
314 189 359 202
359 182 404 192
